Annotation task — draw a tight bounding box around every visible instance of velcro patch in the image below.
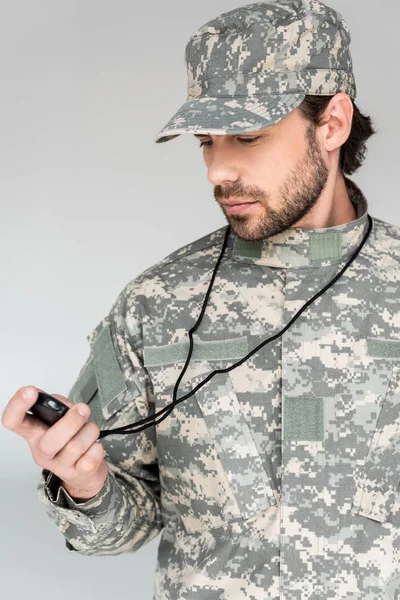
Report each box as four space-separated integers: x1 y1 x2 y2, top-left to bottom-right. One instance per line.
367 337 400 360
91 322 127 411
283 396 324 441
68 356 97 405
143 336 249 366
67 356 104 427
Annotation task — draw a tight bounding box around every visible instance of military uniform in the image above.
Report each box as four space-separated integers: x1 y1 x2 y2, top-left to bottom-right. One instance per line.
36 1 400 597
37 176 400 598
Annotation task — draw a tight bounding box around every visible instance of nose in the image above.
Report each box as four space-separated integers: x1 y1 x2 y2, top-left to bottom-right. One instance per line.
206 152 240 188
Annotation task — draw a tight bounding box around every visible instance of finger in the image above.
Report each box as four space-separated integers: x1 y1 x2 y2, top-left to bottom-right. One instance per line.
37 402 91 459
1 386 49 443
74 435 105 474
54 421 101 470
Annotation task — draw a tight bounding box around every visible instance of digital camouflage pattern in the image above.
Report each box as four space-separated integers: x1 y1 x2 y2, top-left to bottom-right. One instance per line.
155 0 357 144
37 176 400 599
35 0 400 597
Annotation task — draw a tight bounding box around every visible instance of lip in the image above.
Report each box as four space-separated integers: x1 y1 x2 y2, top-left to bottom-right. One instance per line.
223 200 256 206
224 202 258 215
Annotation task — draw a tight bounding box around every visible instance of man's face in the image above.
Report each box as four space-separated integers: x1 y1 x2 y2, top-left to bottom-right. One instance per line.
194 108 330 241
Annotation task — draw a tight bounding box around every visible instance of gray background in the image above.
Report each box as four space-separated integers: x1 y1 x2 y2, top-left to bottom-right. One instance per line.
1 1 398 598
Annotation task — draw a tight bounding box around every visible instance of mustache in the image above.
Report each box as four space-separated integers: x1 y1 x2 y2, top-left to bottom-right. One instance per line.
215 185 252 200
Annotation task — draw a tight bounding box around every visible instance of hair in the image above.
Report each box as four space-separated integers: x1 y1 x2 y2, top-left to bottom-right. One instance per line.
297 95 377 176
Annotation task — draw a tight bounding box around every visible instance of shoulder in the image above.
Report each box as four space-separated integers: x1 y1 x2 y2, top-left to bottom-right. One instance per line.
87 225 229 344
368 215 400 290
124 224 229 293
371 214 400 256
372 214 400 240
136 225 229 278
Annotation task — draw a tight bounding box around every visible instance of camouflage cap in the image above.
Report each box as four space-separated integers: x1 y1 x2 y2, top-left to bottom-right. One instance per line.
154 0 356 144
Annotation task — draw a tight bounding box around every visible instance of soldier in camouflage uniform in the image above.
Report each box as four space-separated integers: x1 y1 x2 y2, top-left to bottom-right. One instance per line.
34 1 400 598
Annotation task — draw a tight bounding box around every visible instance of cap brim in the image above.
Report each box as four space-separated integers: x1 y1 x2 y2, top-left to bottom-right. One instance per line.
154 92 306 143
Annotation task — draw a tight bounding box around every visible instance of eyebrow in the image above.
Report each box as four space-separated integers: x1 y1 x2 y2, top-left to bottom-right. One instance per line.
193 133 262 139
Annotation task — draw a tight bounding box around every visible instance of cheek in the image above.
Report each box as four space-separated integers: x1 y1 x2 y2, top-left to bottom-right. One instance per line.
263 142 304 184
255 152 286 186
279 137 304 164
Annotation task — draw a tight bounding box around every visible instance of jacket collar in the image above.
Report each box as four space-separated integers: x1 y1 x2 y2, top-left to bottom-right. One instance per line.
229 177 370 269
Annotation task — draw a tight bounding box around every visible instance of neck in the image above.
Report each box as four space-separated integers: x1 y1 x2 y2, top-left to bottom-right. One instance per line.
295 172 358 230
329 174 358 226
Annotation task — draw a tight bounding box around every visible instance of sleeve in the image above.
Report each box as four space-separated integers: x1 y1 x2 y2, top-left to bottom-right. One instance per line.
36 282 164 555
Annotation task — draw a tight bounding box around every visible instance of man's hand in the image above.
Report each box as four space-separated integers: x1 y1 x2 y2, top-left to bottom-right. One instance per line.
2 385 108 501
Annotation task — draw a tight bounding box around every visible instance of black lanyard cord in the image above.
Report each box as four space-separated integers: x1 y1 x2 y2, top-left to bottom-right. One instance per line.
98 214 373 439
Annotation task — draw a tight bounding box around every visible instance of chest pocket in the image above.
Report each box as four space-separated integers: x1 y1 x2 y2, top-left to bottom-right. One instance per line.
143 337 279 533
350 339 400 524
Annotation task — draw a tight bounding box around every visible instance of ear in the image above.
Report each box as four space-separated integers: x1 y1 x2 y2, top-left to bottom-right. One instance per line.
321 93 354 153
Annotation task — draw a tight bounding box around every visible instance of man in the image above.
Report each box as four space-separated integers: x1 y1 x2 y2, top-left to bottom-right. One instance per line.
3 1 400 598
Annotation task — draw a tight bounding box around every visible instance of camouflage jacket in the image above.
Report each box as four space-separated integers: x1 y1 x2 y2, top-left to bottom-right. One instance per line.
37 176 400 599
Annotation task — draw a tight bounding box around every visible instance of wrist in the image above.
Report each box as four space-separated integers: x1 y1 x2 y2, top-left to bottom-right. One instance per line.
62 485 103 502
62 466 108 502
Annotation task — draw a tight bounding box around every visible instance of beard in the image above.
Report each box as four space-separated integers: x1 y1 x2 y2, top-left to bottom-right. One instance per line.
217 122 330 242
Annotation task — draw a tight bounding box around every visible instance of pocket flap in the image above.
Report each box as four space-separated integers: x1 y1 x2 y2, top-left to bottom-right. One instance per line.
150 352 279 532
350 475 398 523
191 370 279 517
350 365 400 523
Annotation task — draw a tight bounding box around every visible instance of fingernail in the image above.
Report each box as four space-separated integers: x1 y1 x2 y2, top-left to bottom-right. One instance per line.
22 387 34 400
77 404 89 417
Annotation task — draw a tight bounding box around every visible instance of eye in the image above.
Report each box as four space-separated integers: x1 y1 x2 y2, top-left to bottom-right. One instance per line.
198 136 261 148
